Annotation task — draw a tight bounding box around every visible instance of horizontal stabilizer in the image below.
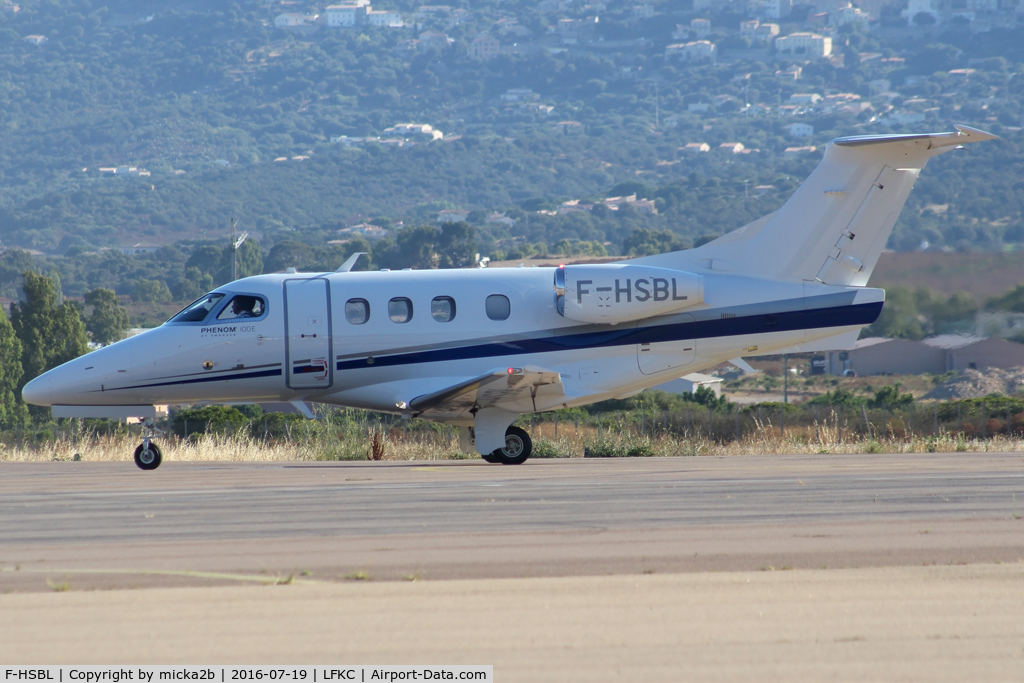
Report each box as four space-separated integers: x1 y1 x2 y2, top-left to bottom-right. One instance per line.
832 124 997 149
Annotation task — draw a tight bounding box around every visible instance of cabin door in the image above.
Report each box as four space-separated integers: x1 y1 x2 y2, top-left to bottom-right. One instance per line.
284 278 333 390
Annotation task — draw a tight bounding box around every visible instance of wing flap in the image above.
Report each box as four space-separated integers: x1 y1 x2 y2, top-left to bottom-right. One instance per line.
410 366 564 421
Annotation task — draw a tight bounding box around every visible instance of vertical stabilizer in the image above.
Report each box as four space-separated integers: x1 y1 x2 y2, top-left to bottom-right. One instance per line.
632 126 997 284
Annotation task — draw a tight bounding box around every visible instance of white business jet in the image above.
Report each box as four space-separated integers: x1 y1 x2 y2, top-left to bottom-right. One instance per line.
23 126 995 469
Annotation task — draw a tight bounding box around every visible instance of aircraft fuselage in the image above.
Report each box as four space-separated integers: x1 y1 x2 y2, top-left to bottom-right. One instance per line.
23 266 881 421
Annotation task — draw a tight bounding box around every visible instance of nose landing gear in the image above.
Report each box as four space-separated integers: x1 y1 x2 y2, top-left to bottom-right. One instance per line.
134 419 164 470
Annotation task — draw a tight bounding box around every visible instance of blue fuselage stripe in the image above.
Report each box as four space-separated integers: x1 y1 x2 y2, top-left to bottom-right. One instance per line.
111 368 283 392
336 302 883 371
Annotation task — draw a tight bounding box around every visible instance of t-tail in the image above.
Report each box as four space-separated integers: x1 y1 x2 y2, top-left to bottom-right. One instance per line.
633 125 997 285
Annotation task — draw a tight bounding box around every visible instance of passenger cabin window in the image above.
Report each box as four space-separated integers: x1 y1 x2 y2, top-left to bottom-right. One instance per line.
388 297 413 323
345 298 370 325
168 293 225 323
217 295 266 320
485 295 510 321
431 296 456 322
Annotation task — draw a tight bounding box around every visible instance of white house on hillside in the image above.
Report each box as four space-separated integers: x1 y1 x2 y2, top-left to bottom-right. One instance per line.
367 9 403 27
326 2 370 27
468 34 500 60
384 123 443 141
275 13 317 28
786 122 814 137
789 93 821 105
665 40 716 63
437 209 470 223
775 32 832 58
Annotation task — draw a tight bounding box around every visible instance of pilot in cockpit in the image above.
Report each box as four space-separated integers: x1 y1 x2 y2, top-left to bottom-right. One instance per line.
229 295 261 318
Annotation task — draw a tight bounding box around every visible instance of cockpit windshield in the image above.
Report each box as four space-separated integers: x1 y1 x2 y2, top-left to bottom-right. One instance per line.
167 293 225 323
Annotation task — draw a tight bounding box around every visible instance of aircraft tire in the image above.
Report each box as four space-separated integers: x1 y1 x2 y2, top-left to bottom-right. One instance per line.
134 442 162 470
489 426 532 465
481 453 502 463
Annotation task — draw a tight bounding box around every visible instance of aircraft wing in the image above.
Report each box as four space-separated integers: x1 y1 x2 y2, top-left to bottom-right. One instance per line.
409 366 564 421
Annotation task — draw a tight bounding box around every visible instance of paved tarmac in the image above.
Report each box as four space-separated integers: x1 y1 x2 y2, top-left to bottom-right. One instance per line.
3 453 1024 680
2 453 1023 589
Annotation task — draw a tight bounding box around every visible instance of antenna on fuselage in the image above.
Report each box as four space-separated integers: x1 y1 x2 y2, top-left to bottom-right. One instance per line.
336 252 366 272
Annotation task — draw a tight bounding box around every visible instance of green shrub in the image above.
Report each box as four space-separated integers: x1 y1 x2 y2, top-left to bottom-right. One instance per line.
531 438 568 458
584 434 654 458
626 442 654 457
172 405 249 437
584 435 623 458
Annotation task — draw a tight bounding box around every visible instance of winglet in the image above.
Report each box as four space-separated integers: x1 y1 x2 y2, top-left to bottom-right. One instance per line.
953 124 999 142
336 252 366 272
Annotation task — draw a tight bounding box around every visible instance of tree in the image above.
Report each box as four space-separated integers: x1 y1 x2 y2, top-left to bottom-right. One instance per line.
623 228 686 256
862 287 925 340
188 240 265 285
185 245 225 278
84 288 130 345
231 239 264 281
175 267 215 301
10 272 90 397
0 250 35 297
684 385 730 410
986 284 1024 313
172 405 249 438
868 385 914 409
925 291 976 332
910 43 960 73
912 11 937 27
436 222 477 268
807 387 864 407
0 306 25 427
133 279 173 303
394 225 443 269
264 241 316 273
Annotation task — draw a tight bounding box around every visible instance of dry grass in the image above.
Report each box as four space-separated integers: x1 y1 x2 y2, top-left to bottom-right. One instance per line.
4 417 1024 464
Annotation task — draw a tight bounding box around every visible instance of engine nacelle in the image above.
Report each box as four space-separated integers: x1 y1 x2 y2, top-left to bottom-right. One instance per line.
554 264 703 324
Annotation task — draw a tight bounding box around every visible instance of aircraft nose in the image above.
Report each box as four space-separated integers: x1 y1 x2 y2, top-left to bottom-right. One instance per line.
21 372 57 407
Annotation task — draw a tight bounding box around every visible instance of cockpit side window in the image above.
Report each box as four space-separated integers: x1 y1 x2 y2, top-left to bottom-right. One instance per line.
168 293 225 323
218 295 267 320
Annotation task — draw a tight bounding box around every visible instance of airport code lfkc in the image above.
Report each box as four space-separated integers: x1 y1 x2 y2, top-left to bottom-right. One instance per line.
1 669 491 683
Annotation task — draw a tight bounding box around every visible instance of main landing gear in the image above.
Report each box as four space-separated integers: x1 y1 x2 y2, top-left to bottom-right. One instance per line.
134 419 164 471
482 425 532 465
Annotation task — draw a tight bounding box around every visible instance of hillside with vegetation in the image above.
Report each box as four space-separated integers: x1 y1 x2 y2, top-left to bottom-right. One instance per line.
0 0 1023 314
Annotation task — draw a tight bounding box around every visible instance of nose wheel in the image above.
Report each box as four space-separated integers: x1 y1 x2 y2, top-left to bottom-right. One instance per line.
134 419 164 470
134 442 162 470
